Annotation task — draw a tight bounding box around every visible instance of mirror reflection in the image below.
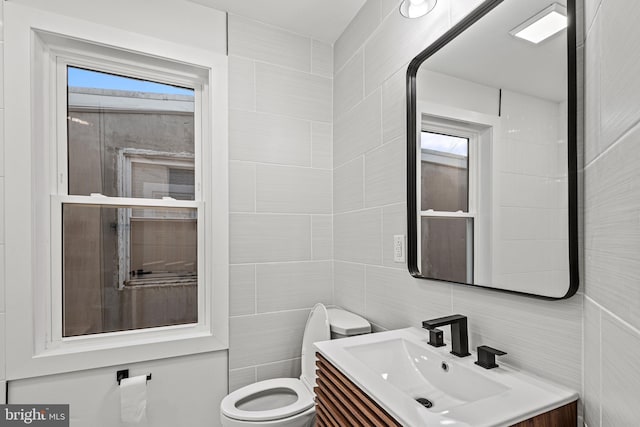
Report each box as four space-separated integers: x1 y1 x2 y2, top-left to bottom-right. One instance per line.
408 0 578 298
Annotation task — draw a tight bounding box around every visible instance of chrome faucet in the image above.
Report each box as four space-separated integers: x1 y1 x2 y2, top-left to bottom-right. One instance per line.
422 314 471 357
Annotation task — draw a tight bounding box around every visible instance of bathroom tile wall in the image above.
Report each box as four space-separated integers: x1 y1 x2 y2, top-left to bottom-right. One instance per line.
227 15 334 392
333 0 582 396
583 0 640 424
0 0 5 404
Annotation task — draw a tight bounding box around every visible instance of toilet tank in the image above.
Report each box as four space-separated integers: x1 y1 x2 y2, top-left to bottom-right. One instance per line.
327 308 371 339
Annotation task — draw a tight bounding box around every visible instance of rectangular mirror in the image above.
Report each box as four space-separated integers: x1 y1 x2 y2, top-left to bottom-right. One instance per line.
406 0 579 299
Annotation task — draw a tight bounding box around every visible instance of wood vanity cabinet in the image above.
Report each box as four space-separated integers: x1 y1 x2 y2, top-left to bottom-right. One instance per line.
314 353 577 427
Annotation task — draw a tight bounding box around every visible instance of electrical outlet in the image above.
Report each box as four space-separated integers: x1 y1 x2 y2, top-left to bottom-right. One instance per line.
393 235 405 263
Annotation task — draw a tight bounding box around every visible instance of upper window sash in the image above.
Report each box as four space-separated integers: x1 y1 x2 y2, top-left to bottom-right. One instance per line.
56 57 204 202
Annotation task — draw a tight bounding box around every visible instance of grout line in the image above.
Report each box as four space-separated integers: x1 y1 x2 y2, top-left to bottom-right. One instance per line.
230 307 315 319
584 114 640 171
254 263 258 315
310 214 314 260
230 259 332 267
598 300 602 427
231 356 303 372
584 294 640 338
229 159 331 172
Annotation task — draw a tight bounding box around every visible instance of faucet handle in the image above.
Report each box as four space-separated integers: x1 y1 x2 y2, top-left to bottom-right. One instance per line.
475 345 507 369
427 328 446 348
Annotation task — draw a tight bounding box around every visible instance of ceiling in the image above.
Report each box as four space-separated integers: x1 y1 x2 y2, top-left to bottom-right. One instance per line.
187 0 367 43
424 0 567 102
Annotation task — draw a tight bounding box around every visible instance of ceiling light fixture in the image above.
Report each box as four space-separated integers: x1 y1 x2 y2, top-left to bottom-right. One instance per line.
399 0 437 19
509 3 568 44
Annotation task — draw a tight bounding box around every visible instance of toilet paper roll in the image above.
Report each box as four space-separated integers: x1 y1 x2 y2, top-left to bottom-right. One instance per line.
120 375 148 424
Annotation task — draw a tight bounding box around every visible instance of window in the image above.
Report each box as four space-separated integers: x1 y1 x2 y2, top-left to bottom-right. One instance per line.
419 128 475 283
417 110 495 285
6 5 228 378
117 150 197 289
62 66 203 337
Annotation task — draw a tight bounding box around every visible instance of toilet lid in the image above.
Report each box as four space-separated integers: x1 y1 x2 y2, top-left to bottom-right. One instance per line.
300 303 331 388
221 378 314 422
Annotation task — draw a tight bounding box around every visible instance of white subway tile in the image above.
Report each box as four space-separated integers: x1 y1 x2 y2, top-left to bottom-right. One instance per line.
585 0 602 36
229 367 256 393
334 50 364 120
229 109 311 167
334 0 381 73
0 44 3 109
382 203 406 269
584 124 640 330
364 138 405 207
450 0 485 25
364 4 449 96
382 67 406 144
599 1 640 152
228 15 311 72
381 0 400 19
229 162 255 213
334 261 366 317
311 40 333 78
333 157 364 214
230 214 311 263
334 89 382 167
229 309 310 369
312 215 333 260
229 56 255 112
256 261 332 313
584 12 601 165
256 165 331 214
583 298 601 427
452 286 582 392
256 63 331 122
334 208 382 264
312 122 332 169
366 265 452 330
601 312 640 425
257 358 302 381
230 264 256 317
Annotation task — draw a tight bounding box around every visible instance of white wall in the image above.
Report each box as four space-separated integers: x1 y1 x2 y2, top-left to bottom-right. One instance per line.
333 0 582 401
226 15 334 392
583 0 640 425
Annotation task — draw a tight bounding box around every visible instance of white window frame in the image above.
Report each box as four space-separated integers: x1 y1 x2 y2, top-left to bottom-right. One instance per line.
4 3 228 379
419 123 477 284
116 149 196 289
416 101 499 286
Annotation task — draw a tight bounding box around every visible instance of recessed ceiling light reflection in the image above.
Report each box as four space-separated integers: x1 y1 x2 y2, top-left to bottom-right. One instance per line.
510 3 567 44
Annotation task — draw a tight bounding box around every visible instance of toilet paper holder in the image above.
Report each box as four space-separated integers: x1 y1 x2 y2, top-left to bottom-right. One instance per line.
117 369 152 385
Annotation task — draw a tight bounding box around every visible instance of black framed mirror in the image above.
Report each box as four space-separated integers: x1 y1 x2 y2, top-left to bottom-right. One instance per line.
406 0 579 299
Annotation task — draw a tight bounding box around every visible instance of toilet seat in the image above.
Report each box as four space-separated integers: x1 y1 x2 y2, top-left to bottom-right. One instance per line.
220 378 314 422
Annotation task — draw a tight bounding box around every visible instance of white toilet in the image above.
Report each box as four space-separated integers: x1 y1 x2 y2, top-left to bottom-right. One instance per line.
220 304 371 427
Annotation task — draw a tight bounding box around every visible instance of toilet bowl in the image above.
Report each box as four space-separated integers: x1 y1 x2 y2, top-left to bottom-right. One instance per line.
220 304 370 427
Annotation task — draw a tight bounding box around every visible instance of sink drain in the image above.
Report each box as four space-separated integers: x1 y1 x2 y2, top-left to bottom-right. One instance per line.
415 397 433 409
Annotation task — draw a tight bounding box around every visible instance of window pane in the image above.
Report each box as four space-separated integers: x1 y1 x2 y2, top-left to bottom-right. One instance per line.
62 204 197 337
420 217 473 284
421 132 469 212
67 67 195 199
131 162 195 200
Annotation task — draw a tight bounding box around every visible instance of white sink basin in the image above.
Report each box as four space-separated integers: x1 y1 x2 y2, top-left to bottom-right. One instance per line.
315 327 578 427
